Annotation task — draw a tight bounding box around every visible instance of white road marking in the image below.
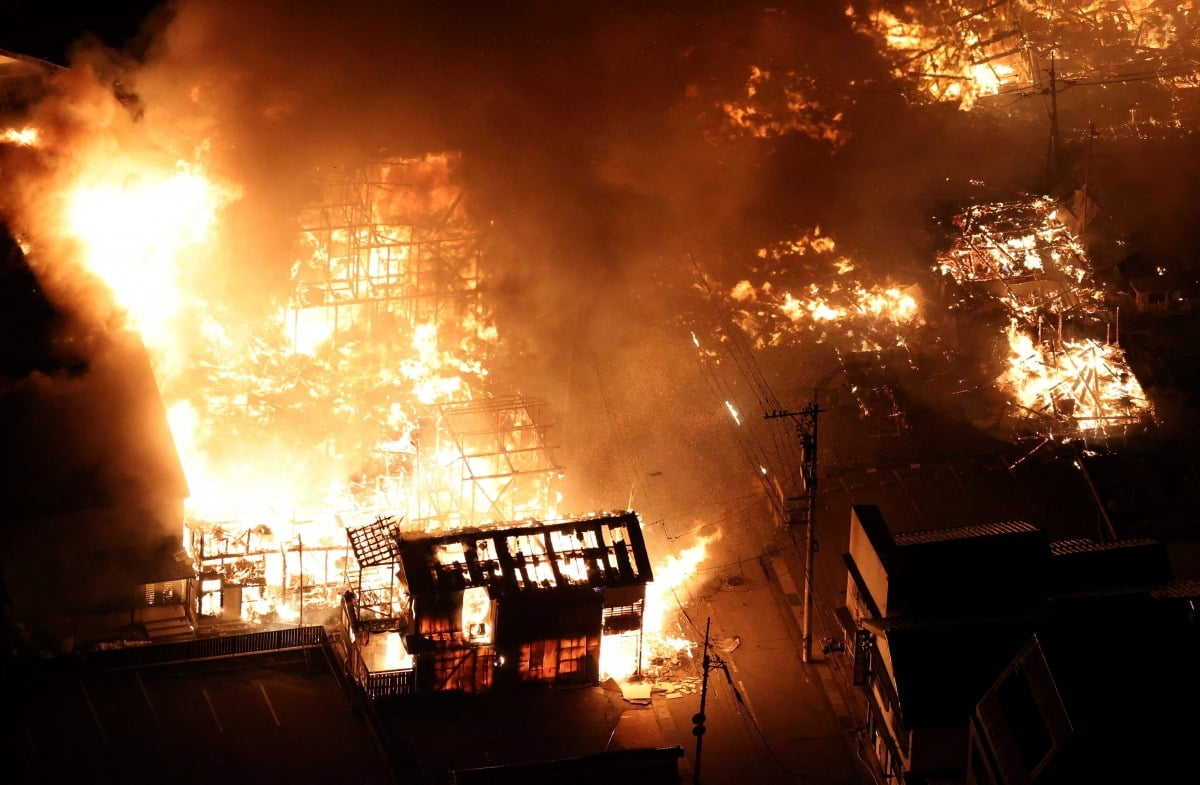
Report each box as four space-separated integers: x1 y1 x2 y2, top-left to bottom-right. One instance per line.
202 688 224 733
258 682 281 726
79 679 108 744
135 672 160 722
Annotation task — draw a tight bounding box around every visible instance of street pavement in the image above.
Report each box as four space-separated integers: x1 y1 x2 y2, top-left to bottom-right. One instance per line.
653 548 876 785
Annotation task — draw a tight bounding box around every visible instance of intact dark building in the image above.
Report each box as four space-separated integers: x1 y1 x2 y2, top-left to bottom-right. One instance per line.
841 504 1197 785
966 579 1200 785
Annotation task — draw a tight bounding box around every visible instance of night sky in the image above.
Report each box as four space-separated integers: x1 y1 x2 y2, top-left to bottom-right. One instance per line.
0 3 165 63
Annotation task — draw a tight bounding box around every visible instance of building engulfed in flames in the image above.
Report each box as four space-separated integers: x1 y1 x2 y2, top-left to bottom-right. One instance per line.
937 195 1154 437
852 0 1200 125
341 512 653 697
184 155 565 638
0 48 698 694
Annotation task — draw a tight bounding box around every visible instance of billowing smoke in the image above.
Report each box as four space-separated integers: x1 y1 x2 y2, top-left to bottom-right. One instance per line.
2 2 893 524
11 0 1175 634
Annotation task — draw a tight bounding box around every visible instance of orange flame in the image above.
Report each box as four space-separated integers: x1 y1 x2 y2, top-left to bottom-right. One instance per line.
600 532 719 681
1 126 41 146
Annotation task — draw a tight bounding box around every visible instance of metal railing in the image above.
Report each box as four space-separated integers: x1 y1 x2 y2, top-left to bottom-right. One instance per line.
364 668 415 699
83 625 327 669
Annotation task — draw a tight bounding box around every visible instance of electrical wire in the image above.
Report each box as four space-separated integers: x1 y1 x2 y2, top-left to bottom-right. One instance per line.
706 653 860 785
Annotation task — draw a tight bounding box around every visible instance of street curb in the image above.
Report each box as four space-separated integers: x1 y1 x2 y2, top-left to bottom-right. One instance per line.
762 552 870 768
651 693 693 780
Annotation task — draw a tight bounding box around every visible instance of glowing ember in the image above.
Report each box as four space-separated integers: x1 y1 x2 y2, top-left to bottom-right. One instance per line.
723 230 922 351
720 66 846 145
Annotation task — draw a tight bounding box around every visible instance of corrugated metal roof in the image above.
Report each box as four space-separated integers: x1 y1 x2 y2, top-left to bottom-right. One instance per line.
894 519 1038 546
1050 537 1158 556
1151 579 1200 599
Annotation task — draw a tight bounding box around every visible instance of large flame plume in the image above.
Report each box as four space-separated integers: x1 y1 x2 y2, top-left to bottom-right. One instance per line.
1 56 719 655
599 531 719 682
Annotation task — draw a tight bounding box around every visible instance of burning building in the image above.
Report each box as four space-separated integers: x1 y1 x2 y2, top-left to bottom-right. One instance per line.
936 195 1154 438
339 511 653 697
140 153 562 630
851 0 1200 130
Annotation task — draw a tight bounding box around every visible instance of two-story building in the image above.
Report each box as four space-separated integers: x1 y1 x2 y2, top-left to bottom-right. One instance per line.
341 511 654 697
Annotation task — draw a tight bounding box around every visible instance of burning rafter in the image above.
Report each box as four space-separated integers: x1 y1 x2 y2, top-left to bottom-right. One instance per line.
937 197 1094 318
852 1 1200 113
850 1 1033 109
1001 321 1153 435
936 196 1153 436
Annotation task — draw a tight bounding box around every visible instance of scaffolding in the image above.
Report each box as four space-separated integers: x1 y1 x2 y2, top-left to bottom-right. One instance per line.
345 515 408 629
422 396 561 529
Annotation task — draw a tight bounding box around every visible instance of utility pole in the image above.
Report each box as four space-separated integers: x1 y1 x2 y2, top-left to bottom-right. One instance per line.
691 617 738 784
1080 120 1098 233
692 618 711 785
298 534 304 628
765 392 823 662
1046 53 1061 185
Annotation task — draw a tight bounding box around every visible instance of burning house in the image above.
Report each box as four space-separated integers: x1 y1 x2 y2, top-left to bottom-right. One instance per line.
339 511 653 697
155 153 563 630
852 0 1200 130
935 195 1154 438
936 197 1091 317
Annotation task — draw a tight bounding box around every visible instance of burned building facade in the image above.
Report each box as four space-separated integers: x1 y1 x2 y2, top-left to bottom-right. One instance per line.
340 511 653 697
